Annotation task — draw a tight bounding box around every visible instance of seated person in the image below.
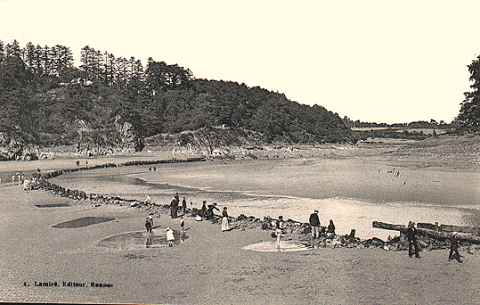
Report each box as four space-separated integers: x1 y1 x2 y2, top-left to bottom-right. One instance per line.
327 219 336 239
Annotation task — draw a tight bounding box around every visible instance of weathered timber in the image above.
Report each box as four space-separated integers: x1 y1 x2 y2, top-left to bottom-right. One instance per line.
440 224 480 235
373 221 480 244
417 222 480 235
372 221 407 232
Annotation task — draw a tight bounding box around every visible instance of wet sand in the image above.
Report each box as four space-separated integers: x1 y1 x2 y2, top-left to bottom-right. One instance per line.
2 139 480 304
54 156 480 239
1 182 480 305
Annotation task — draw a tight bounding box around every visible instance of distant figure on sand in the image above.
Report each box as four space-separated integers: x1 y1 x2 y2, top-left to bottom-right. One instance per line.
275 216 285 250
145 195 152 205
145 216 153 233
180 216 185 242
327 220 336 238
309 210 320 239
221 207 230 232
23 178 31 191
449 234 463 263
407 221 420 258
145 217 153 248
170 196 179 218
182 197 187 214
166 227 175 247
201 201 207 219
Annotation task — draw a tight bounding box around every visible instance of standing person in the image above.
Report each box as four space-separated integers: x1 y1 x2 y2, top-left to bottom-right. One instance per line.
182 197 187 215
147 215 154 229
275 216 286 250
180 216 185 242
170 196 179 218
406 221 420 258
309 210 320 239
201 201 207 219
221 207 230 232
174 192 180 203
145 217 153 248
448 234 463 263
166 227 175 247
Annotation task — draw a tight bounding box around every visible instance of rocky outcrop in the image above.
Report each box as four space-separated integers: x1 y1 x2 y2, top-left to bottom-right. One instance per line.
113 115 144 152
0 132 39 161
145 126 263 158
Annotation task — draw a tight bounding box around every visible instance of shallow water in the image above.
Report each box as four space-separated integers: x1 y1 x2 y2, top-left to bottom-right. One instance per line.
57 158 480 239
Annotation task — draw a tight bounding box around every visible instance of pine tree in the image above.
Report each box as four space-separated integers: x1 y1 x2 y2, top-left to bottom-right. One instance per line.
24 42 36 71
5 40 22 58
0 40 5 64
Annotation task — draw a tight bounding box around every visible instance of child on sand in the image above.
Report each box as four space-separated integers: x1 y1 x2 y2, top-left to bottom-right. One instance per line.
166 227 175 247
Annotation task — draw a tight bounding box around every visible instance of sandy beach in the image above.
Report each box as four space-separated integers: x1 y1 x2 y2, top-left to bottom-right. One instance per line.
1 140 480 304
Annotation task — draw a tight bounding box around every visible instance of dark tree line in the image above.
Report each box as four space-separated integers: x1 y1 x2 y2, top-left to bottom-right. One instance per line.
0 39 352 149
457 54 480 131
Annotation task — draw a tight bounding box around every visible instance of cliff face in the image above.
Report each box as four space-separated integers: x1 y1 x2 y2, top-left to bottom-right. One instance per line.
0 86 145 160
146 126 263 154
0 131 42 160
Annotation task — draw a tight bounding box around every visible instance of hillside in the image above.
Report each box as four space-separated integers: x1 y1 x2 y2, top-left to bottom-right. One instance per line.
0 40 352 160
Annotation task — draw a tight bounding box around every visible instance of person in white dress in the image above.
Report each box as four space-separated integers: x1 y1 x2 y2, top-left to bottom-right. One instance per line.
221 207 230 232
166 227 175 247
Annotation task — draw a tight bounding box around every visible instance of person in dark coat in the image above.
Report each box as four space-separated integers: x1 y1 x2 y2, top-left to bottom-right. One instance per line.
449 234 463 263
309 210 320 239
182 197 187 215
170 197 179 218
145 217 153 248
406 221 420 258
201 201 207 219
327 219 336 239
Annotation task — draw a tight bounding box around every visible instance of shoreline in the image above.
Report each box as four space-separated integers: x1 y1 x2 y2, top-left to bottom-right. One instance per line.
25 157 477 247
2 156 480 304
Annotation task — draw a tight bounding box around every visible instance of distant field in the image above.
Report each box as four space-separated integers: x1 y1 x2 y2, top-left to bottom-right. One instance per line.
352 127 449 135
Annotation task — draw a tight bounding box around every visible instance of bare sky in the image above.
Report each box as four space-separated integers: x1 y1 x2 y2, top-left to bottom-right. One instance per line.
1 0 479 123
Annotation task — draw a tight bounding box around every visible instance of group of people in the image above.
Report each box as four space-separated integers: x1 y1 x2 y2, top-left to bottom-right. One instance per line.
309 210 336 241
198 201 230 231
144 213 179 248
170 193 188 219
405 221 463 263
145 193 232 248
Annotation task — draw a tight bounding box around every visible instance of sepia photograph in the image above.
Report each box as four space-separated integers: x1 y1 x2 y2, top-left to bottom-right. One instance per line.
1 1 480 304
